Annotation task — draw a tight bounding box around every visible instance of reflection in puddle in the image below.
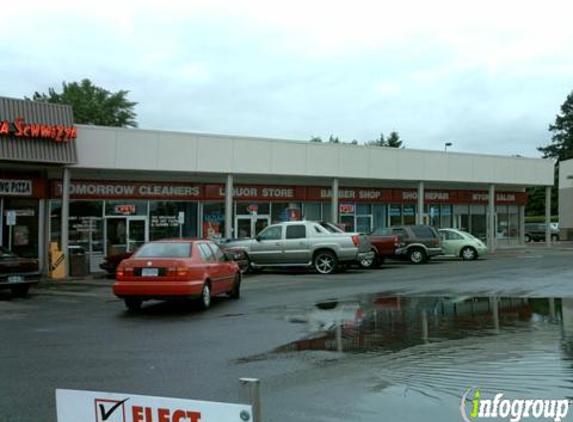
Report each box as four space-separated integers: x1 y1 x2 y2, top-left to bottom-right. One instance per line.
271 296 573 399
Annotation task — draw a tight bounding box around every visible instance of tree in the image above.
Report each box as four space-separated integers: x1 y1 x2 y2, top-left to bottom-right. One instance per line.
29 79 138 128
366 133 386 147
386 131 404 148
328 135 340 143
538 90 573 161
309 136 323 142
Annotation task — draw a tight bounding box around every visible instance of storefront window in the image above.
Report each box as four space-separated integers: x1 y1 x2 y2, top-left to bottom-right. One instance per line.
441 205 453 229
403 205 416 225
203 203 225 239
373 204 386 229
2 198 39 258
426 204 440 227
271 203 301 223
389 205 402 226
149 201 198 240
322 203 332 223
303 203 321 221
470 205 487 241
454 204 469 231
68 201 104 257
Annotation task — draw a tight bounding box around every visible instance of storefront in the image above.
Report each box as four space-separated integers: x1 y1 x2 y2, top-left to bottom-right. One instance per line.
1 96 77 273
1 95 556 276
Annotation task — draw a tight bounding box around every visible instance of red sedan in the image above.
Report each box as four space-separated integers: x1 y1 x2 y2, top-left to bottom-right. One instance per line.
113 239 241 311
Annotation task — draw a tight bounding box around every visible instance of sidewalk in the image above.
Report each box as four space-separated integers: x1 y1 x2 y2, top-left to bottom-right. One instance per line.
492 241 573 255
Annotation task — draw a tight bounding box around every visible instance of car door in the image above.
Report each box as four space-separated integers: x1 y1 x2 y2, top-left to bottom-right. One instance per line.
207 242 235 292
197 243 221 294
440 230 461 256
249 225 284 264
282 224 310 264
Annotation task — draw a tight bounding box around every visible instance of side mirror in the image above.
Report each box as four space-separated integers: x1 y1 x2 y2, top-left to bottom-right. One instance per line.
255 235 262 242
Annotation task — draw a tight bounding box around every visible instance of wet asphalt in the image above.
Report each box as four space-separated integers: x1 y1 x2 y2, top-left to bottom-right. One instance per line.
2 245 573 422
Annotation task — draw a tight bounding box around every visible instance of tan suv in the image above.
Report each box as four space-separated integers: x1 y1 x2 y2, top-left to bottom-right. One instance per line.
377 225 443 264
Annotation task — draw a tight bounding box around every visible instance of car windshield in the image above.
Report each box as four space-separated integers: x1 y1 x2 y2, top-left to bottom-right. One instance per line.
133 242 192 258
0 246 18 259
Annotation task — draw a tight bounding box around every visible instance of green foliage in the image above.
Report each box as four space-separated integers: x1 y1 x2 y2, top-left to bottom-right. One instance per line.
328 135 340 143
386 131 403 148
30 79 138 128
526 186 558 216
309 136 323 143
538 90 573 161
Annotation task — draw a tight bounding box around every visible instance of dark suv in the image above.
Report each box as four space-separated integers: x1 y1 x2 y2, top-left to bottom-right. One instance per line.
375 225 443 264
524 223 559 242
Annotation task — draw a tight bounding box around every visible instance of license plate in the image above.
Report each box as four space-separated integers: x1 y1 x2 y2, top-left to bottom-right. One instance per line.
8 276 23 283
141 268 159 277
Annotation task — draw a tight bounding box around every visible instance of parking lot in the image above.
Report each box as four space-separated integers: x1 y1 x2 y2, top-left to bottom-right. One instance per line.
2 244 573 422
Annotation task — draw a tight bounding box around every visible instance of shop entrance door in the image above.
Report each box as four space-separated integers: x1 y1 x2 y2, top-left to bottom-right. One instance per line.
235 215 270 238
105 217 148 256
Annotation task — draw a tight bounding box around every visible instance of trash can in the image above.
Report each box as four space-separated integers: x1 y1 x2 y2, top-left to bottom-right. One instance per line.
69 245 87 277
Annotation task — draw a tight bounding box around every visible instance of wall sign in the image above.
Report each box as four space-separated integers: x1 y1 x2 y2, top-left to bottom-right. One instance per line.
52 181 203 200
205 185 306 201
0 179 32 196
0 117 77 143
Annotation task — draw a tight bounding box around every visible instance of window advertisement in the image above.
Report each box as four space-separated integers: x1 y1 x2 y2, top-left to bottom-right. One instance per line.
149 202 198 241
105 200 148 217
237 202 270 215
426 204 441 227
203 203 225 239
403 204 416 225
2 198 39 258
389 204 402 226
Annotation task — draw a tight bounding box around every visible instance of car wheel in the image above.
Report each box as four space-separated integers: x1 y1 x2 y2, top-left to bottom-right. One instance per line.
199 283 211 310
124 298 142 312
11 284 30 297
524 234 531 242
551 234 559 242
408 248 427 264
314 250 338 275
228 274 241 299
359 251 379 269
460 246 477 261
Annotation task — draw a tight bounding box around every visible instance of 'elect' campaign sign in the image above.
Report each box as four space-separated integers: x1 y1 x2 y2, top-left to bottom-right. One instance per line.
56 389 252 422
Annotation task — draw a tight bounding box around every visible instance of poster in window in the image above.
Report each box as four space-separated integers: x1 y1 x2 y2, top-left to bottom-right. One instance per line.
14 225 30 246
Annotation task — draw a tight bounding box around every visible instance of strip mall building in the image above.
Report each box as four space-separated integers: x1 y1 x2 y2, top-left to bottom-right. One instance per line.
0 96 557 275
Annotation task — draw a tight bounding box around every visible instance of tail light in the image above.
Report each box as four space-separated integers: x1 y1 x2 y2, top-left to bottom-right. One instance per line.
168 266 190 278
433 238 440 246
351 235 360 246
116 266 133 279
394 236 400 247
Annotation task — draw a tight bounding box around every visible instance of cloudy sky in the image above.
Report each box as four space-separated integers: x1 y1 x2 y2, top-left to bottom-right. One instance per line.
2 1 573 157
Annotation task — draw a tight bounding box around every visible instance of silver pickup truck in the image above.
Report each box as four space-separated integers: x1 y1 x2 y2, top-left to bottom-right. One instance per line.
224 221 374 274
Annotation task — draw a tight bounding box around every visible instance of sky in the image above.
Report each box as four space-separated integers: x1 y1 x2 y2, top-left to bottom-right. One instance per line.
2 0 573 157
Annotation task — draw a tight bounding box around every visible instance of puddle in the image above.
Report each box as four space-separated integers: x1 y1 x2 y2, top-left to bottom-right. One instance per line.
247 295 573 404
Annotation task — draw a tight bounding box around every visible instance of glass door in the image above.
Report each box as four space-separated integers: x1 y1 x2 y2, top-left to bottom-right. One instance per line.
235 216 270 238
105 217 148 255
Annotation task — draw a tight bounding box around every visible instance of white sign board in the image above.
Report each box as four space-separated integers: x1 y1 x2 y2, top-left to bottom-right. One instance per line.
6 210 16 226
56 389 252 422
178 211 185 225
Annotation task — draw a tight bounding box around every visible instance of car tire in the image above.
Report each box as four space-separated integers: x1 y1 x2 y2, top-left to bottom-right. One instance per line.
199 282 211 310
460 246 478 261
524 234 531 242
313 250 338 275
124 297 142 312
408 248 427 264
228 274 241 299
359 250 379 269
11 284 30 297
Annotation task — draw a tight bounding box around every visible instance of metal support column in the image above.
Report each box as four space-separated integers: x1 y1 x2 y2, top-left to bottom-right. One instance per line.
331 178 339 224
225 174 234 239
417 181 425 224
545 186 552 246
61 167 71 277
519 203 525 245
488 184 496 252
